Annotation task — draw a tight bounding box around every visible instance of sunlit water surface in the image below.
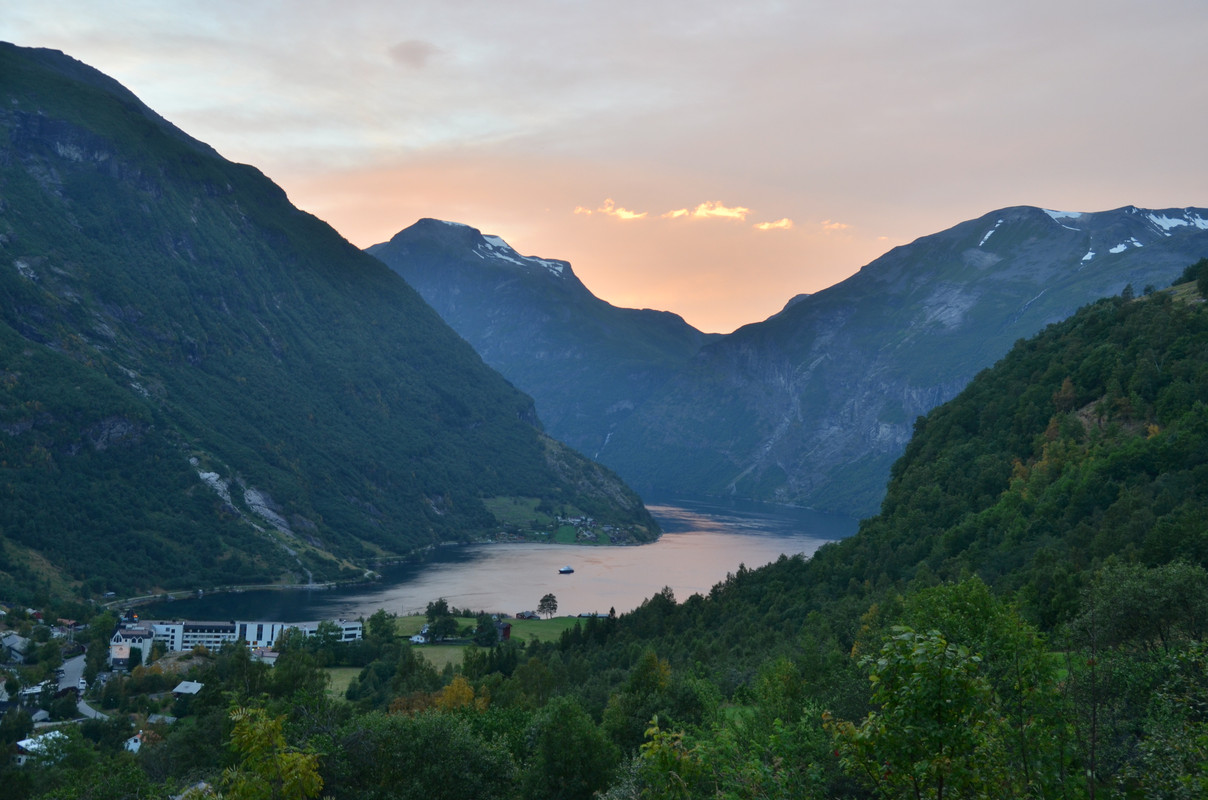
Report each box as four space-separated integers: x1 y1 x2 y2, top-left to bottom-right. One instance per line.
145 498 857 621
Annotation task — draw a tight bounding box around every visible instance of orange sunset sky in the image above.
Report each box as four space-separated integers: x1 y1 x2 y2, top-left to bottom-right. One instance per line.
5 1 1207 333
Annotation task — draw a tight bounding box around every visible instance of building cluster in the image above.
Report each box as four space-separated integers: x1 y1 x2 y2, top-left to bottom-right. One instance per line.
109 616 363 669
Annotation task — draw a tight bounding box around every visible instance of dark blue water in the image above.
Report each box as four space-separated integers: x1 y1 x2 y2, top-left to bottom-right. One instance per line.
143 497 857 621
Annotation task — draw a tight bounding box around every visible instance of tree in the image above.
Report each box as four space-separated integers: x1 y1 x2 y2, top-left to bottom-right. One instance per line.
473 613 499 647
828 627 1006 799
425 598 450 624
325 710 515 800
0 707 32 746
434 674 486 712
521 695 619 800
538 593 558 619
364 609 397 644
221 706 323 800
430 614 459 642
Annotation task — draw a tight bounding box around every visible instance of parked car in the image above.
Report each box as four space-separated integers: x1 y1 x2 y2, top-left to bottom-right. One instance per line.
409 635 426 645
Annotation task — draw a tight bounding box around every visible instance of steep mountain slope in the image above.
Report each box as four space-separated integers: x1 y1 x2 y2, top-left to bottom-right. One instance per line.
602 205 1208 514
368 220 717 459
0 43 654 602
584 275 1208 680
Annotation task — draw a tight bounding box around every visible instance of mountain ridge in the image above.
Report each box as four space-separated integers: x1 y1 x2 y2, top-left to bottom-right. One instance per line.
371 204 1208 516
369 218 718 459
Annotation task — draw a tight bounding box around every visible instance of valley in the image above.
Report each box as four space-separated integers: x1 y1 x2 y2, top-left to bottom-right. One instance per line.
1 37 1207 800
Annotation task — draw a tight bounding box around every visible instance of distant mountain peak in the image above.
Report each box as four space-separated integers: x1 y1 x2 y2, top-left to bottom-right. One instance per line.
377 218 572 280
963 205 1208 265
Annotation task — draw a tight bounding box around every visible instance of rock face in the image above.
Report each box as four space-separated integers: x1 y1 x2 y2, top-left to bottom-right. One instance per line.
372 206 1208 518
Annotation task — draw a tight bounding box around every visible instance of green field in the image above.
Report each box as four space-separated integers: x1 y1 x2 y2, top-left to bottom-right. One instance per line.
376 613 591 676
324 667 361 699
506 615 583 641
394 613 584 643
324 615 606 696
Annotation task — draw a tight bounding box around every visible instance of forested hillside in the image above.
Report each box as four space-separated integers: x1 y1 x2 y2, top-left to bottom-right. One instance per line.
0 43 655 604
6 268 1207 799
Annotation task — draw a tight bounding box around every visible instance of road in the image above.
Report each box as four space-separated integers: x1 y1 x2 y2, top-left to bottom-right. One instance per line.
57 653 85 693
57 653 107 719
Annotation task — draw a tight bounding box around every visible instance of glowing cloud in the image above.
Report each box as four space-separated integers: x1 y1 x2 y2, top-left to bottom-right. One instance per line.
665 201 751 221
599 198 647 220
754 218 794 231
821 219 851 232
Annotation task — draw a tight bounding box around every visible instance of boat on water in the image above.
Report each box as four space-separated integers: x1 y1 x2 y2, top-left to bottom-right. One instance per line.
558 565 574 574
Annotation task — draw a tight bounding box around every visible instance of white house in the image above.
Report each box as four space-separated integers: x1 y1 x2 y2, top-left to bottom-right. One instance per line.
14 730 67 766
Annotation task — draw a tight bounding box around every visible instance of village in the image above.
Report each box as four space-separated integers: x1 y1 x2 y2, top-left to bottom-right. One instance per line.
0 601 366 767
0 595 586 771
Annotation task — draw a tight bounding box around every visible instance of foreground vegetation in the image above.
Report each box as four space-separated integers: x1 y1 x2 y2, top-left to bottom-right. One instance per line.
4 273 1208 798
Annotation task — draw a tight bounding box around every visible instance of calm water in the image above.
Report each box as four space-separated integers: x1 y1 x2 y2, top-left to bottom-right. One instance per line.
143 498 857 622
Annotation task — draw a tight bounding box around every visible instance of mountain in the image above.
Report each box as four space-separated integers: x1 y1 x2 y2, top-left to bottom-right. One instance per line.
843 277 1208 625
599 274 1208 669
0 43 654 602
367 219 717 458
372 206 1208 517
605 205 1208 515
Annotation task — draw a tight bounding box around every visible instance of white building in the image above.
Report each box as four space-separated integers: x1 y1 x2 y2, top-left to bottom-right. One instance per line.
109 617 363 667
14 731 67 766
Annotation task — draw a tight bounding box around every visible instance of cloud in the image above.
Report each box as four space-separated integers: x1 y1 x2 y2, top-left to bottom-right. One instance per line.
388 39 441 70
754 218 794 231
664 201 751 221
821 219 851 232
598 198 648 220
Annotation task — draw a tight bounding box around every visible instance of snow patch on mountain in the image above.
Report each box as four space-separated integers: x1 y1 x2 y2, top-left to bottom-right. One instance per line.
978 219 1004 247
1147 210 1208 235
1109 238 1144 254
475 234 567 277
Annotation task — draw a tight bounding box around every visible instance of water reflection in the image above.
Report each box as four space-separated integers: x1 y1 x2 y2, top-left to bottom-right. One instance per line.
144 498 856 622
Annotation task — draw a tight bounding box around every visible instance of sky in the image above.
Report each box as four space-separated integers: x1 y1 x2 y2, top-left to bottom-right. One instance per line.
5 1 1207 333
